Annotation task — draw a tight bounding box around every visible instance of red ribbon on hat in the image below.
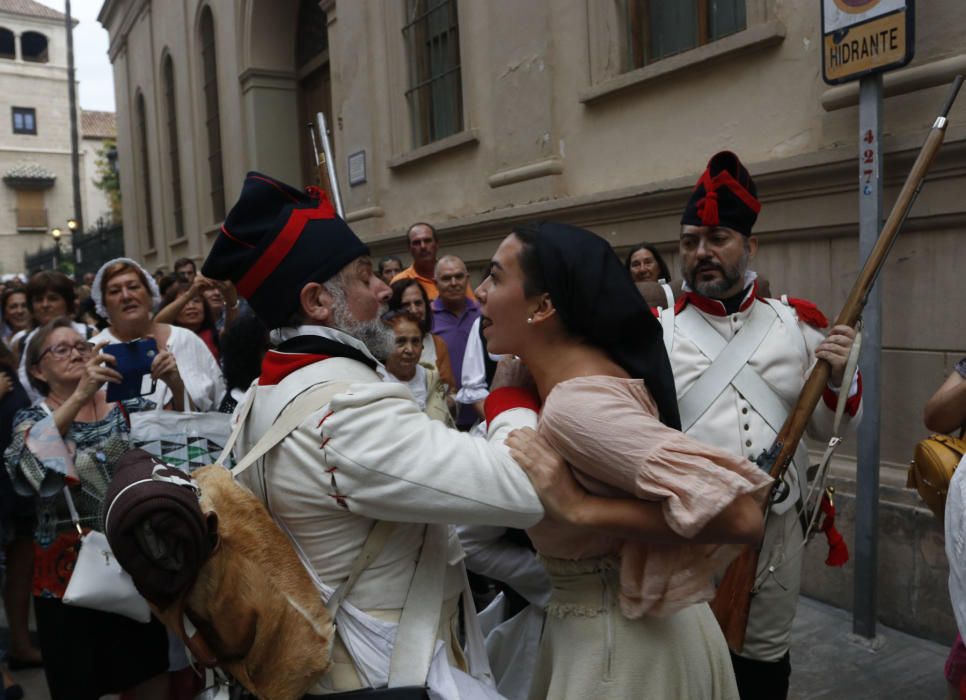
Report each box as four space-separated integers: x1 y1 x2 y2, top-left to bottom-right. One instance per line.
235 189 337 299
695 168 762 227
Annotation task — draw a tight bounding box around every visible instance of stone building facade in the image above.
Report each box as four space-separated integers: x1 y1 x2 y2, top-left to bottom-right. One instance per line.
0 0 112 274
100 0 966 641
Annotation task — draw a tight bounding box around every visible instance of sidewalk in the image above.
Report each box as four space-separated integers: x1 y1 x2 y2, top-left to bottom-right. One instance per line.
789 597 949 700
1 596 952 699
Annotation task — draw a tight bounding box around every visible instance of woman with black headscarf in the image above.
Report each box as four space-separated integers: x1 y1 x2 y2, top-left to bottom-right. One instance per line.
476 222 772 699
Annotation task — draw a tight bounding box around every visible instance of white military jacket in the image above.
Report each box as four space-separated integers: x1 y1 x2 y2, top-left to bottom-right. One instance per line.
658 278 862 514
233 325 542 608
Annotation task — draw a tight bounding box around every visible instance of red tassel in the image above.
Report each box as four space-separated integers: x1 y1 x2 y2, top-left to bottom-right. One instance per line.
819 491 849 567
698 189 719 226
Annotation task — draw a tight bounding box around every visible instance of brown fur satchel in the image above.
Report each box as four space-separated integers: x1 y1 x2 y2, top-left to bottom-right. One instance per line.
154 465 334 700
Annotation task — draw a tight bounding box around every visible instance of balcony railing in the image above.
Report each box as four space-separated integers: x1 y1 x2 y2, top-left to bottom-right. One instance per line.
15 207 47 229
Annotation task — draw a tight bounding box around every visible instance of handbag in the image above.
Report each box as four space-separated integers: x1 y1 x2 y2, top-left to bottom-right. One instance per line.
60 487 151 623
130 403 232 472
908 433 966 520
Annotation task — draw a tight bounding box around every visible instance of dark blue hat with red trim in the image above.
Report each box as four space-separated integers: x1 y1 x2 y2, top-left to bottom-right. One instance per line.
681 151 761 236
201 172 368 329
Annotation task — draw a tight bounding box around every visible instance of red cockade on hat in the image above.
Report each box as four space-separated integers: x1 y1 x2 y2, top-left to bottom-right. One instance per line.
694 166 761 227
681 151 762 236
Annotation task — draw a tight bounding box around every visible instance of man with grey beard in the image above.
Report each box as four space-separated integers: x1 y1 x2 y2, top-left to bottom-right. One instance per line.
198 172 547 697
656 152 862 700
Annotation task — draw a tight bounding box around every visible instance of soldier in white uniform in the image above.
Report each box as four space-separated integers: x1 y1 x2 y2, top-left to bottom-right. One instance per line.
658 152 863 700
201 173 690 699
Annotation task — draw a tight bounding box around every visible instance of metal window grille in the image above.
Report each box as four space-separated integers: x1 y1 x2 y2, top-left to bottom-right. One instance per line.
163 56 185 239
200 8 226 222
624 0 746 71
402 0 463 148
135 93 155 250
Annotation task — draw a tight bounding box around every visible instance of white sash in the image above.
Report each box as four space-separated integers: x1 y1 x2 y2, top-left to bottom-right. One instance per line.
673 302 811 504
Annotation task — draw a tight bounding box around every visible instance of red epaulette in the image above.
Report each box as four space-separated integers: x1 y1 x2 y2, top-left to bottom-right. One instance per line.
786 297 829 329
674 294 689 314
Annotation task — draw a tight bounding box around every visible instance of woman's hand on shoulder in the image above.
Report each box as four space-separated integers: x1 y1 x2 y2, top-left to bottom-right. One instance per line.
74 341 122 403
507 427 587 524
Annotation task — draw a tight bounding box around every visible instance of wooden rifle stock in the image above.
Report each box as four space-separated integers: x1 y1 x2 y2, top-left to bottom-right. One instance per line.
711 75 964 652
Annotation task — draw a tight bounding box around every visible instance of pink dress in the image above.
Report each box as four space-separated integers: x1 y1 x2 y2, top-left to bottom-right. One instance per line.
531 375 773 618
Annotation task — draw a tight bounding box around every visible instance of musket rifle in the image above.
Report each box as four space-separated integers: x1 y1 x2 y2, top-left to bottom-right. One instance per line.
307 112 345 218
711 75 964 652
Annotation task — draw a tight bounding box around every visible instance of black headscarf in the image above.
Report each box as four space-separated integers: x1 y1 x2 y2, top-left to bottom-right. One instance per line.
516 222 681 430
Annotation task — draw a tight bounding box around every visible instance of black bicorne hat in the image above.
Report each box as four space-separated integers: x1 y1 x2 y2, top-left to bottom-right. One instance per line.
201 172 369 328
680 151 761 236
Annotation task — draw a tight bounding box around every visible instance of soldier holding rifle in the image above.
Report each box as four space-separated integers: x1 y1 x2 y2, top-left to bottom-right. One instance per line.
657 151 862 699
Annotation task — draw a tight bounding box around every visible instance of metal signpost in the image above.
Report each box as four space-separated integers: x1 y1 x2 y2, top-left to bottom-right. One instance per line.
821 0 915 640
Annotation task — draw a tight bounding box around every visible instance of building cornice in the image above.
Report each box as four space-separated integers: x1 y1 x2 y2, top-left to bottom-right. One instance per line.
365 129 966 256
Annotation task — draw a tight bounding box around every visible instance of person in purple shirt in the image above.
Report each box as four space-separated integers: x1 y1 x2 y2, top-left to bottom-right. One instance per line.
431 255 480 429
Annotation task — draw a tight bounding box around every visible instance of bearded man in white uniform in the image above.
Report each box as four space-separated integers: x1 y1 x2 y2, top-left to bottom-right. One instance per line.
658 152 863 700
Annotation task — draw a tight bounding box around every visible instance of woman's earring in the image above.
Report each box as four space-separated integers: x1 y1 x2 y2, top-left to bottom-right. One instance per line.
527 316 534 324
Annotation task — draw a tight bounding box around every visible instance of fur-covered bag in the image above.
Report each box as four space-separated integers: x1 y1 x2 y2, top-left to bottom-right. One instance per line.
105 451 334 700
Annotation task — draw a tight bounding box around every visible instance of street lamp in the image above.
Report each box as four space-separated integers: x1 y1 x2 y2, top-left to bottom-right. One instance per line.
67 218 78 232
50 227 63 269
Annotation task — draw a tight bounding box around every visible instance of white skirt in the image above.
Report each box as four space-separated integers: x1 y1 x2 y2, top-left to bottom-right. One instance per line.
528 556 739 700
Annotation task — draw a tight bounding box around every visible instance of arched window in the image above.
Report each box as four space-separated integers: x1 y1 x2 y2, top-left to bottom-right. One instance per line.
162 55 185 239
21 31 48 63
135 92 156 250
0 28 14 60
199 7 225 222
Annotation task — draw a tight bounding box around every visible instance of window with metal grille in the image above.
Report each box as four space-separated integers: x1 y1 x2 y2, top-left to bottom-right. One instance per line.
624 0 746 71
402 0 463 148
163 55 185 239
200 7 226 222
135 92 155 250
12 107 36 135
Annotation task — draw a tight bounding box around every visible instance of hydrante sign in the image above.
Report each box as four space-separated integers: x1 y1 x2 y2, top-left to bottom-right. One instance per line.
821 0 914 84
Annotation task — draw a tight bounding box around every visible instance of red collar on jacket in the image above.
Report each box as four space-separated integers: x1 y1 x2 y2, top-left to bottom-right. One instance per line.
259 351 332 385
675 279 761 317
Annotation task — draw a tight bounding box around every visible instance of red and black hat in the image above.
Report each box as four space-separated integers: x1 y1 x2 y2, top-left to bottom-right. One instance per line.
681 151 761 236
201 172 368 329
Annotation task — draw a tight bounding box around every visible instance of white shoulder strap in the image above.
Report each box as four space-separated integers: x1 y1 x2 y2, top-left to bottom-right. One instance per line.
676 304 777 432
767 296 809 364
388 524 448 688
326 520 397 617
659 283 676 354
229 381 351 478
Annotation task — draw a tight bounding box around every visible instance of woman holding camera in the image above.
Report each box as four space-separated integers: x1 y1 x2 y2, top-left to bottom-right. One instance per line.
4 318 173 700
89 258 224 412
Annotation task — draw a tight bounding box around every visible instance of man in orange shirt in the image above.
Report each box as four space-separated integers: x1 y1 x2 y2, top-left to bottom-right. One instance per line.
390 222 440 299
391 222 475 301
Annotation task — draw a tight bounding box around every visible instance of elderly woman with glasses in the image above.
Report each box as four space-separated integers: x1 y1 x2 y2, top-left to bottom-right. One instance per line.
3 317 172 700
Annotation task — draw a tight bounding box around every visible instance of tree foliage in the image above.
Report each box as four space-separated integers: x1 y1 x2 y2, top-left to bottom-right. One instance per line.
93 139 122 224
